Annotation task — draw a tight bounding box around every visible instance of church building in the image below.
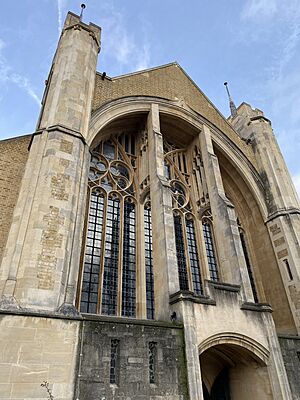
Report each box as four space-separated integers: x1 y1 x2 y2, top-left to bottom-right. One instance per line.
0 10 299 400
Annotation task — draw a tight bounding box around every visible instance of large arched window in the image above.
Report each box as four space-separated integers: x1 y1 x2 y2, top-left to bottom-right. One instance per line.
164 141 203 295
237 220 259 303
79 136 138 317
202 210 219 282
144 197 155 319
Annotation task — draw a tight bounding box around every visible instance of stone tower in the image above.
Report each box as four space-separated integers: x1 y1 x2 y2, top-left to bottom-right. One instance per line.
0 11 299 400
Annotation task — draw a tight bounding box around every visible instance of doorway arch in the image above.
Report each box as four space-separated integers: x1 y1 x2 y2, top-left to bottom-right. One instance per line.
199 334 272 400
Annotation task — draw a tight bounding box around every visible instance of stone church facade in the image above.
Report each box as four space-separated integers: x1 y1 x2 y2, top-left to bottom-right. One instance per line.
0 11 299 400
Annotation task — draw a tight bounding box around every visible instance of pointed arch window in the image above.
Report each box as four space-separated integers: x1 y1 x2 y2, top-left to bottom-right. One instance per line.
79 136 138 317
144 198 155 319
164 141 203 295
202 211 219 282
238 221 259 303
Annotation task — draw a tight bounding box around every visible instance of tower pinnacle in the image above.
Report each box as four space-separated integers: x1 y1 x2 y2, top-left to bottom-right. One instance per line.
224 81 237 118
80 4 86 21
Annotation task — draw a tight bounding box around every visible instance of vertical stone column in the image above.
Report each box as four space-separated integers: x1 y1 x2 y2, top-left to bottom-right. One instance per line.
262 312 293 400
232 104 300 333
147 104 180 320
200 125 254 301
0 12 101 313
179 301 204 400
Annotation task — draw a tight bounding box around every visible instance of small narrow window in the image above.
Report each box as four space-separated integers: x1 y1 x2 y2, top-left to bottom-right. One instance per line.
239 230 259 303
297 351 300 362
144 204 155 319
110 339 120 384
202 222 219 282
149 342 157 384
174 214 189 291
283 259 293 281
122 200 136 317
80 189 104 314
101 196 120 315
186 217 203 295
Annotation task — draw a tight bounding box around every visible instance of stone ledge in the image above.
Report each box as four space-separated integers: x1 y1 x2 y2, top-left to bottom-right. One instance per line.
81 313 183 329
266 207 300 223
240 302 273 313
29 124 87 150
207 280 241 293
278 334 300 340
169 290 216 306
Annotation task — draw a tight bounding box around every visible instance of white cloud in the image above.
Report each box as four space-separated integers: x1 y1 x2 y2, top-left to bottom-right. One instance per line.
0 37 40 106
292 173 300 199
100 5 151 73
135 44 150 71
241 0 278 20
57 0 65 37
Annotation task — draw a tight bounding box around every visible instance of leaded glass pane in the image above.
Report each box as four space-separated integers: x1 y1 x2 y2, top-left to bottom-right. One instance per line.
186 218 203 295
101 196 120 315
80 190 104 313
144 206 155 319
174 214 189 291
240 231 259 303
202 222 219 282
110 339 119 384
149 342 157 384
122 201 136 317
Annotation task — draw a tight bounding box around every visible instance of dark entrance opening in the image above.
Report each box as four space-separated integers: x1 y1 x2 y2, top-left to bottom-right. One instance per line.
203 368 231 400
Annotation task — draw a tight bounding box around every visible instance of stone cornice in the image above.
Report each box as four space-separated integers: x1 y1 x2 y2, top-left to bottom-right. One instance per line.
266 207 300 223
28 124 88 150
169 290 216 306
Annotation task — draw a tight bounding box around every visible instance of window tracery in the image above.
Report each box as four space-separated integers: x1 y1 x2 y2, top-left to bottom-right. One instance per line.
164 141 203 295
79 136 137 317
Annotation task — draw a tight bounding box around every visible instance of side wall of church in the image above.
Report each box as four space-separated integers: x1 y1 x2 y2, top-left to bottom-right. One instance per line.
0 313 79 399
279 336 300 400
76 318 188 400
0 136 31 266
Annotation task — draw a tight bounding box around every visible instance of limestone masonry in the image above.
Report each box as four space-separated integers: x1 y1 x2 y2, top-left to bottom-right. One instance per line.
0 10 299 400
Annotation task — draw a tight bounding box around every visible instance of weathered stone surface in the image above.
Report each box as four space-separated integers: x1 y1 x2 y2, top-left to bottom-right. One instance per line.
76 319 188 400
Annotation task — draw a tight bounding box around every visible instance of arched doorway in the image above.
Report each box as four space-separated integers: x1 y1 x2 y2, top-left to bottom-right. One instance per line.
200 342 272 400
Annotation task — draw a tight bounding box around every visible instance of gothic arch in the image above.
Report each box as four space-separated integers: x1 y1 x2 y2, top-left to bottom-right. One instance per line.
89 96 268 219
199 332 270 365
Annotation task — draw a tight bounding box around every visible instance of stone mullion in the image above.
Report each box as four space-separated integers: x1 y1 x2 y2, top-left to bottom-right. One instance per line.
200 125 254 301
148 103 180 321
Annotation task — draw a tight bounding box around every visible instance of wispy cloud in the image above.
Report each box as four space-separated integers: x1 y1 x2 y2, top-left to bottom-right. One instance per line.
100 4 151 74
241 0 278 20
57 0 64 37
292 173 300 198
0 38 40 106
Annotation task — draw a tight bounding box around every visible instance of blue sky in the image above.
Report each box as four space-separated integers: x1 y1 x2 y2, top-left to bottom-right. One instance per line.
0 0 299 195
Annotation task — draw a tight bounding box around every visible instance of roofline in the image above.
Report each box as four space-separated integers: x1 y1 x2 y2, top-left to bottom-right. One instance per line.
96 62 179 81
96 62 242 139
0 133 32 143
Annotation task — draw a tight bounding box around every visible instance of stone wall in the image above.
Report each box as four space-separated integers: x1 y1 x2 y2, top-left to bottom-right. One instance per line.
92 64 256 167
0 313 79 399
0 136 31 265
279 336 300 400
76 317 188 400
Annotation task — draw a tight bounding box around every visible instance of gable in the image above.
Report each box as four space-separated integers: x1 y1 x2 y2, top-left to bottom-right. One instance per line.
92 63 255 166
